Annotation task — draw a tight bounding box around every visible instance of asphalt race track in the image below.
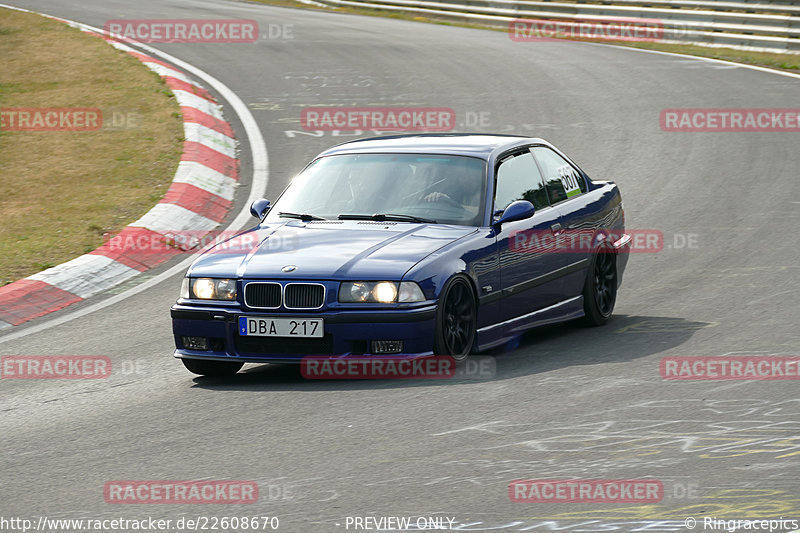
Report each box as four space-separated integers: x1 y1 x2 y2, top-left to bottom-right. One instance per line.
1 0 798 531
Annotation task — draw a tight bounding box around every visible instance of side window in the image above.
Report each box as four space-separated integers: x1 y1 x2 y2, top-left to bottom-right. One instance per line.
495 151 549 212
531 146 586 204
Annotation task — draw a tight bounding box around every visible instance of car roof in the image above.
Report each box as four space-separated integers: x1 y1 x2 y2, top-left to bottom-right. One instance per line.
317 133 545 159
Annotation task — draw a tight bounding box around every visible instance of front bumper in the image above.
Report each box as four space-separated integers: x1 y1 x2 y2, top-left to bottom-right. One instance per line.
171 303 438 363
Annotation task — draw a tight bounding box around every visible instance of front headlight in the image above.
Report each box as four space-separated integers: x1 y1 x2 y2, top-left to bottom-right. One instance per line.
339 281 425 303
189 278 237 301
373 282 398 303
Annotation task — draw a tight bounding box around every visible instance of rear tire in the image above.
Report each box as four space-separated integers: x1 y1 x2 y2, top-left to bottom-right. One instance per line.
581 245 618 326
434 276 477 361
182 358 243 377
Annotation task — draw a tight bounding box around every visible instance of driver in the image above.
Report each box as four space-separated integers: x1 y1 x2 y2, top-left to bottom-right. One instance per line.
422 163 482 211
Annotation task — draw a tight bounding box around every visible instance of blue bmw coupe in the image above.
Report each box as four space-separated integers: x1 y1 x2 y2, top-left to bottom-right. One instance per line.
172 134 630 376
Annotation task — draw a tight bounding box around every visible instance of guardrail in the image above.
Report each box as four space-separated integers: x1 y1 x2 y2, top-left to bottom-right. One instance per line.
308 0 800 53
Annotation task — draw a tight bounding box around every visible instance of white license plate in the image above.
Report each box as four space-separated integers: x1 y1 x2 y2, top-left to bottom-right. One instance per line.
238 316 323 338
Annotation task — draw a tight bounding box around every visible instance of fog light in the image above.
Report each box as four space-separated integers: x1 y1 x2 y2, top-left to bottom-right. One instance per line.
372 340 403 354
182 336 209 350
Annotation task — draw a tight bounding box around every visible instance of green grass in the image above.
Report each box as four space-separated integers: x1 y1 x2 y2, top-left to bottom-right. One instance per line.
0 9 184 285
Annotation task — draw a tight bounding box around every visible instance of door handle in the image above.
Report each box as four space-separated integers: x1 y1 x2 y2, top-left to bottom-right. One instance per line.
551 223 563 235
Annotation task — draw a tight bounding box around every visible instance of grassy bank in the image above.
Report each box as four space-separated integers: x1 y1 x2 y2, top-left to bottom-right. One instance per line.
0 9 184 284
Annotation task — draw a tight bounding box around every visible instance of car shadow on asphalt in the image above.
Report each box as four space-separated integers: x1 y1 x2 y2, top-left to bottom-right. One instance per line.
188 314 712 391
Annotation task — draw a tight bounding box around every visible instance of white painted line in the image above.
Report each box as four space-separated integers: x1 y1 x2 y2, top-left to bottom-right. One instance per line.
131 203 220 234
295 0 330 7
29 255 141 299
173 161 237 200
172 90 224 118
0 320 11 331
183 122 237 158
586 42 800 81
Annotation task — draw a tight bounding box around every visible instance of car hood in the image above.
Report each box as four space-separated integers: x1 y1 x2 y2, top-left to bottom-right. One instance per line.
188 221 476 280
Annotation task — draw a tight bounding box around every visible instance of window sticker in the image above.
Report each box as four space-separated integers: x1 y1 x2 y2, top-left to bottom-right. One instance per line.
558 165 581 198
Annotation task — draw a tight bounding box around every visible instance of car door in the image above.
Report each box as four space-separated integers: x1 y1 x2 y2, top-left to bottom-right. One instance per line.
493 149 565 323
530 145 595 298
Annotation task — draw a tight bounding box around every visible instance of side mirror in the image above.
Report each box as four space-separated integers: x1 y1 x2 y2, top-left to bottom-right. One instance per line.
250 198 271 220
494 200 535 226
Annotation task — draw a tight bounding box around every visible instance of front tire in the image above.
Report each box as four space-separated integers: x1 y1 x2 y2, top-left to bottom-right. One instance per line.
434 276 477 361
182 358 244 377
581 244 618 326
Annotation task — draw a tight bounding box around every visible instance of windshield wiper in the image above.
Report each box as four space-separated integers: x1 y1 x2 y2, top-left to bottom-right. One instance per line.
338 213 437 224
278 212 326 221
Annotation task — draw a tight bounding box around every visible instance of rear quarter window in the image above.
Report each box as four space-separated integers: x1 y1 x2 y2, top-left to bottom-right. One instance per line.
531 146 587 204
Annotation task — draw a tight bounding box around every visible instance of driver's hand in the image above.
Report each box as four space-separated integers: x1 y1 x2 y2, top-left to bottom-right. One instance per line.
424 192 450 202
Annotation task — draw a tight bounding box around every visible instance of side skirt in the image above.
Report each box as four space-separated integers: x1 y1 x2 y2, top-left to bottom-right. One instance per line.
475 295 584 351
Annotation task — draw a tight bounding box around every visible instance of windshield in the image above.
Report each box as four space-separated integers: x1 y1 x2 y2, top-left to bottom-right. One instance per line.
265 153 487 226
